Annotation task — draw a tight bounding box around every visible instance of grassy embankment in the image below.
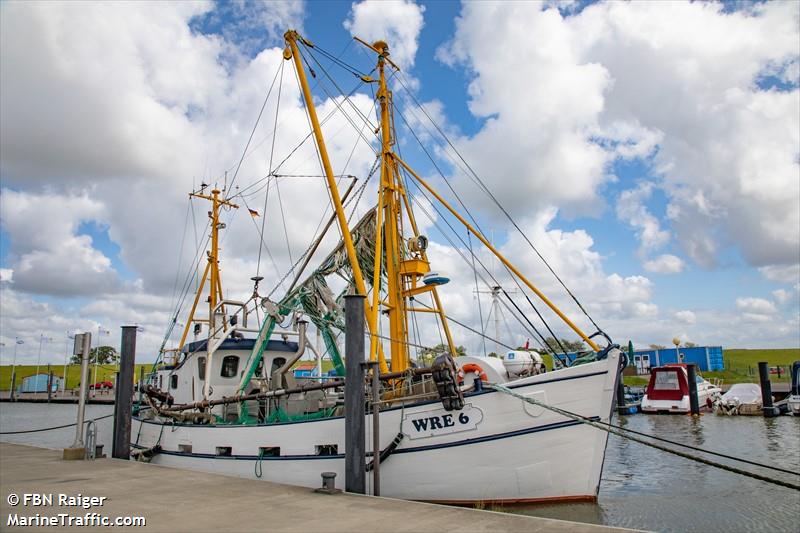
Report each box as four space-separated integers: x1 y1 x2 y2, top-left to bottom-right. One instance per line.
0 363 152 391
623 348 800 387
2 348 794 390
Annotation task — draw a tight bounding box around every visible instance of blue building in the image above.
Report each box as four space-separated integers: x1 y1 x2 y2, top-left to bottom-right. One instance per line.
563 346 724 373
627 346 723 373
18 374 63 393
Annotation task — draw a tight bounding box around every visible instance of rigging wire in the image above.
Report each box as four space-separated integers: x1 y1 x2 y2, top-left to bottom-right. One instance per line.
468 231 488 357
394 72 604 335
226 61 283 197
406 185 552 356
296 47 378 157
394 105 571 362
301 42 378 135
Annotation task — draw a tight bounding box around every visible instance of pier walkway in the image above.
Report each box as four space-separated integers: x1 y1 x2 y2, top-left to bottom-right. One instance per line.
0 443 638 532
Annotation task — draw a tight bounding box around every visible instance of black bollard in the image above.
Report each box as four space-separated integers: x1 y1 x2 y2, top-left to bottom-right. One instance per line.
758 362 779 417
344 294 366 494
616 377 627 415
686 364 700 415
112 326 137 459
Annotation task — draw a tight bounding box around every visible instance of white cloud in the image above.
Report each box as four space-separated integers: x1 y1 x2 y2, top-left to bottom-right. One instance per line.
735 297 777 315
674 310 696 325
772 289 794 306
344 0 426 69
616 182 671 254
0 269 12 283
0 190 120 296
643 254 685 274
439 1 799 275
759 264 800 284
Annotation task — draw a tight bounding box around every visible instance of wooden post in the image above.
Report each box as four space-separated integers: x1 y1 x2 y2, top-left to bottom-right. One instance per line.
344 294 366 494
686 364 700 416
112 326 137 459
758 362 779 417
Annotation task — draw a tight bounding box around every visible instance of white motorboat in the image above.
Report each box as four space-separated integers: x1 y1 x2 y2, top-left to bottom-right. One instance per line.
640 364 721 414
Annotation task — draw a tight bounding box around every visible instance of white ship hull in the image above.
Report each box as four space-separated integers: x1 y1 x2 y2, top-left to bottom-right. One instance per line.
131 352 621 504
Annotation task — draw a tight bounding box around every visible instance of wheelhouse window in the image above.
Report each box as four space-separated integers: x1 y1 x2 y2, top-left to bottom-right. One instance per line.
170 374 178 390
197 357 206 380
221 355 239 378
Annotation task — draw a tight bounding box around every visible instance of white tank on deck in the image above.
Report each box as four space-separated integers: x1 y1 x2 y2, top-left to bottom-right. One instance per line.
503 350 545 377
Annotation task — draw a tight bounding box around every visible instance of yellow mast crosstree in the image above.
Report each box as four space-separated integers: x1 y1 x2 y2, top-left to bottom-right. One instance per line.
283 30 600 375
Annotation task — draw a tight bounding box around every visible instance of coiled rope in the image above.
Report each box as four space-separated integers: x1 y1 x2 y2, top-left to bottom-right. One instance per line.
486 383 800 491
0 414 114 435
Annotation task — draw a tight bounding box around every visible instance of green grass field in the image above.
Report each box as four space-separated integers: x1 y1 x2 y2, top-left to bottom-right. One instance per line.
623 347 799 386
0 363 152 391
2 347 796 390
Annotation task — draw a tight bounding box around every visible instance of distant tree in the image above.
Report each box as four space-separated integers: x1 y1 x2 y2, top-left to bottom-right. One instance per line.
70 345 118 365
418 343 466 364
537 337 585 354
684 342 697 348
487 352 498 358
649 344 667 350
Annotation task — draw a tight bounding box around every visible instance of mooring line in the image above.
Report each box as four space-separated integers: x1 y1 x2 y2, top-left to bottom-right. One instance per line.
0 414 114 435
487 383 800 491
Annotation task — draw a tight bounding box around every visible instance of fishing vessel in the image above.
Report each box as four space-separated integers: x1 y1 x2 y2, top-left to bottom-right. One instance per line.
640 364 721 414
131 31 624 504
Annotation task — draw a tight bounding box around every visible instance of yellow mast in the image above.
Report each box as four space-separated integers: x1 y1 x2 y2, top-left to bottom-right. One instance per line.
284 30 389 373
173 188 238 353
374 41 409 372
285 30 600 376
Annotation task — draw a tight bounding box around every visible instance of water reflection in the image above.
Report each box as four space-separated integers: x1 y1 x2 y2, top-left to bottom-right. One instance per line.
2 404 799 532
508 413 800 533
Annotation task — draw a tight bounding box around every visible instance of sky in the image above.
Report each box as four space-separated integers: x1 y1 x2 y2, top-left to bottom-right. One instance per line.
0 0 798 366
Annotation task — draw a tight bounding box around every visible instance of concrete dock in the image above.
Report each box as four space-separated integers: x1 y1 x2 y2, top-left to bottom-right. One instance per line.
0 443 638 532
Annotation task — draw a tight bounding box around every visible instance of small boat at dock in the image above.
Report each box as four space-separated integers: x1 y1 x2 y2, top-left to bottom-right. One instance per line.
712 383 762 416
640 364 721 414
789 361 800 416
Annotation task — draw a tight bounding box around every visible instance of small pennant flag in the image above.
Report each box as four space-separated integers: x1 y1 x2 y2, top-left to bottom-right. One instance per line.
248 208 260 218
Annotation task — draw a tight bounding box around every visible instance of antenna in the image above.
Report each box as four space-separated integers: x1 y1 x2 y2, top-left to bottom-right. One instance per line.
474 284 517 356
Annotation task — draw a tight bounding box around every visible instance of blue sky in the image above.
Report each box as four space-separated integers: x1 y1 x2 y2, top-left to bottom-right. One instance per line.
0 0 798 363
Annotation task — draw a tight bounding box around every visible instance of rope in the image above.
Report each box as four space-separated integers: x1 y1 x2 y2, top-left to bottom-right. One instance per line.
486 383 800 491
0 413 114 435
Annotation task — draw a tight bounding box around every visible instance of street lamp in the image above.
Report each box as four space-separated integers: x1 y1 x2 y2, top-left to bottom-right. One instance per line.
35 334 53 392
11 338 23 399
64 333 76 393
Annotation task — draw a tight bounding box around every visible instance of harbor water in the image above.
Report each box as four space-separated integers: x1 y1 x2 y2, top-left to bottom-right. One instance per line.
1 403 798 532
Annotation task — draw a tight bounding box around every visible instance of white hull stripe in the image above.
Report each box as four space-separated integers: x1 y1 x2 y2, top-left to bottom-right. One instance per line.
131 417 601 460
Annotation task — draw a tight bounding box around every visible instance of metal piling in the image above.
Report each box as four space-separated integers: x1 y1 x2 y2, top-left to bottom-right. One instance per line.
112 326 137 459
344 294 366 494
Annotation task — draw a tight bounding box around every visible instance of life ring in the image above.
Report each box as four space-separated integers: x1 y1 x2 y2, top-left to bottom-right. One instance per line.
458 363 488 383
